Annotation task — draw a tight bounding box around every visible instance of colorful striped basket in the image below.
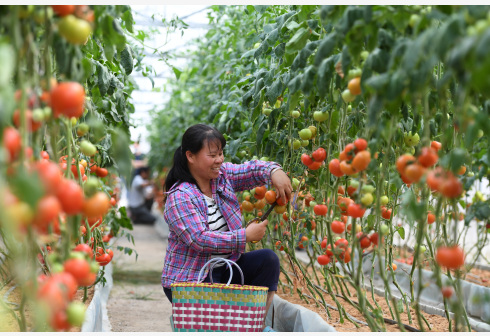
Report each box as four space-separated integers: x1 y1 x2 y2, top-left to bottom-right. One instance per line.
171 258 269 332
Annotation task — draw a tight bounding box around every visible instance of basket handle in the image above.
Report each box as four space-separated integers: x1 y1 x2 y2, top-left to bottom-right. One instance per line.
197 257 244 286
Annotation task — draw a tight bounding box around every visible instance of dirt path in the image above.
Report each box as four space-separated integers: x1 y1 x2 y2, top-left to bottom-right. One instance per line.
106 222 172 332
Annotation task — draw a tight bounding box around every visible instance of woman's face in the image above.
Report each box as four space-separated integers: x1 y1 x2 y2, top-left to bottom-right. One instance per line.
186 140 224 182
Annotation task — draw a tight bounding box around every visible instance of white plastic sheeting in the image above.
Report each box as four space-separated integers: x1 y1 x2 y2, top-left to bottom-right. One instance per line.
265 294 337 332
81 258 114 332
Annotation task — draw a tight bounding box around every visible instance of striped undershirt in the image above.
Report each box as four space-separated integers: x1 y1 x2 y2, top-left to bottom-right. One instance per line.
203 195 231 266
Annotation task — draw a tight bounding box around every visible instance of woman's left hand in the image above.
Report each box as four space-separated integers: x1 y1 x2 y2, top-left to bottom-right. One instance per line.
271 169 292 204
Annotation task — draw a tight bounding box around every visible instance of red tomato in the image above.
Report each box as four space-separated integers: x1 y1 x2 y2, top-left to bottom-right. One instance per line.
32 195 62 231
312 148 326 162
317 254 331 265
381 207 392 220
56 179 84 214
41 150 50 160
353 138 368 152
369 232 380 246
96 167 108 178
51 272 78 301
357 232 371 248
351 150 371 172
3 127 22 161
441 286 453 298
431 140 442 151
51 310 72 331
37 278 69 314
308 161 322 170
320 239 328 250
331 220 345 234
35 160 63 194
301 153 313 166
439 174 463 198
427 212 436 224
64 258 91 286
436 245 465 270
96 253 112 266
51 5 75 16
313 204 328 216
79 272 97 287
50 82 85 119
275 241 284 251
347 203 365 218
418 147 438 168
73 243 94 259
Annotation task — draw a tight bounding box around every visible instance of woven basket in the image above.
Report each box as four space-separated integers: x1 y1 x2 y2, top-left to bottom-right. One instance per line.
171 258 269 332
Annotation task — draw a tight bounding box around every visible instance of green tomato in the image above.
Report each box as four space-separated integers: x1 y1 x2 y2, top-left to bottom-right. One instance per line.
404 132 420 147
341 89 356 103
409 14 421 28
349 180 360 188
380 224 389 236
309 201 318 208
380 195 389 206
251 155 259 160
70 117 77 126
292 139 302 150
253 42 260 49
262 108 272 116
360 50 370 61
69 251 86 260
291 110 300 118
419 245 427 253
477 129 484 138
292 178 300 190
313 110 329 122
32 108 45 122
83 177 100 197
299 128 312 140
361 185 375 194
80 140 97 156
43 107 52 119
301 140 309 147
361 193 374 206
58 15 92 45
346 105 352 113
259 156 269 161
237 150 247 159
347 68 362 81
67 302 86 327
51 263 64 274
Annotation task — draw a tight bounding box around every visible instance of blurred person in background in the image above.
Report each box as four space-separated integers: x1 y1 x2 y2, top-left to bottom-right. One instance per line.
128 166 156 224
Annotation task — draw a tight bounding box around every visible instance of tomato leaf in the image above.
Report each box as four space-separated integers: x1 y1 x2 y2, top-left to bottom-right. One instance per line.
285 27 311 54
314 33 337 67
120 45 133 75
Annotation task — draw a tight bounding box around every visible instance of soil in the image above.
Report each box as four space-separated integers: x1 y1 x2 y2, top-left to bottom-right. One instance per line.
0 281 94 332
277 260 456 332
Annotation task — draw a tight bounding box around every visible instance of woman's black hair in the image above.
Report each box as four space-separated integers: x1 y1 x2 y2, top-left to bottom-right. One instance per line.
164 124 226 192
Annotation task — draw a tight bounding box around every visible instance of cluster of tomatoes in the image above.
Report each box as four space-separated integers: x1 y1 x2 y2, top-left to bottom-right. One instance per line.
328 138 371 177
396 141 464 198
51 5 94 45
240 185 290 215
301 147 327 170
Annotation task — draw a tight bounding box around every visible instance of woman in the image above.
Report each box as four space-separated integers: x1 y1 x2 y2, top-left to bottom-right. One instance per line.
161 124 292 330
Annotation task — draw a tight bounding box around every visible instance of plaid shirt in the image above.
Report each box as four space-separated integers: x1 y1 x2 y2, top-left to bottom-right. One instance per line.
161 160 281 288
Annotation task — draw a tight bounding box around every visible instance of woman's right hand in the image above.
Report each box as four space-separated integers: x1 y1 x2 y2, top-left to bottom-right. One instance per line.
245 219 268 242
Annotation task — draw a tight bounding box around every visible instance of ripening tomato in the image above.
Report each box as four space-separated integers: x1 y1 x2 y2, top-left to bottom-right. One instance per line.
13 109 42 132
50 82 85 119
264 190 276 204
83 191 110 218
331 220 345 234
339 160 356 175
56 179 84 214
435 245 465 270
312 147 327 162
338 197 354 214
298 236 308 249
351 150 371 172
314 204 328 216
431 140 442 151
396 154 416 175
37 278 69 314
317 254 331 265
110 197 117 207
242 200 254 212
343 143 355 160
426 167 444 192
329 159 344 177
254 199 266 210
404 163 426 183
347 77 361 95
51 272 78 301
427 212 436 224
275 241 284 251
369 232 380 246
73 243 93 259
254 186 267 198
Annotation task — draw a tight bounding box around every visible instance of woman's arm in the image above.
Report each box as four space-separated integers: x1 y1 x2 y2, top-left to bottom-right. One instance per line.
164 191 247 254
222 160 281 192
